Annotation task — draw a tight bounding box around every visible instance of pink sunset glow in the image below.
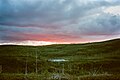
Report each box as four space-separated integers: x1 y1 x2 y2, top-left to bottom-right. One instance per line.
0 0 120 45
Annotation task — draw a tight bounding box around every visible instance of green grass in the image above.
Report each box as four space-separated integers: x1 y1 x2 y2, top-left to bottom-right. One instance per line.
0 39 120 80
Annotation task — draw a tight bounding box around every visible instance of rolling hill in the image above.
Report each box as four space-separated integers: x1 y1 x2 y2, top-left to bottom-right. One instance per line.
0 38 120 80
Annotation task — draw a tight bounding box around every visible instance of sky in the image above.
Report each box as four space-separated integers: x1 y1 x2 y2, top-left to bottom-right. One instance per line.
0 0 120 45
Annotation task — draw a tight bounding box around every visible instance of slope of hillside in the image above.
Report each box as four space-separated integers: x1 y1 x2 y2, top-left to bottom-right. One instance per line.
0 39 120 80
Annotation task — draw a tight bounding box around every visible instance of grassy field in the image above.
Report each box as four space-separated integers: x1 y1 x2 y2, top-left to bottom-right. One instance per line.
0 39 120 80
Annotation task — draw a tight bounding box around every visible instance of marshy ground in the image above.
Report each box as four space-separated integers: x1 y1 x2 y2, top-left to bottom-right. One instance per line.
0 39 120 80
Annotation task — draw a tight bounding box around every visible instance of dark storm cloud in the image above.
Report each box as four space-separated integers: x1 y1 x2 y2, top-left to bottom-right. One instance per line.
0 0 119 26
0 0 120 42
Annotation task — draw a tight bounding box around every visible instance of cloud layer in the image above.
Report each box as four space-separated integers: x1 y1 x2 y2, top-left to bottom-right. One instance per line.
0 0 120 43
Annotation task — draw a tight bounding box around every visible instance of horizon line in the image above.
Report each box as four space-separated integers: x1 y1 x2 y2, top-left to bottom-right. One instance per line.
0 38 119 46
